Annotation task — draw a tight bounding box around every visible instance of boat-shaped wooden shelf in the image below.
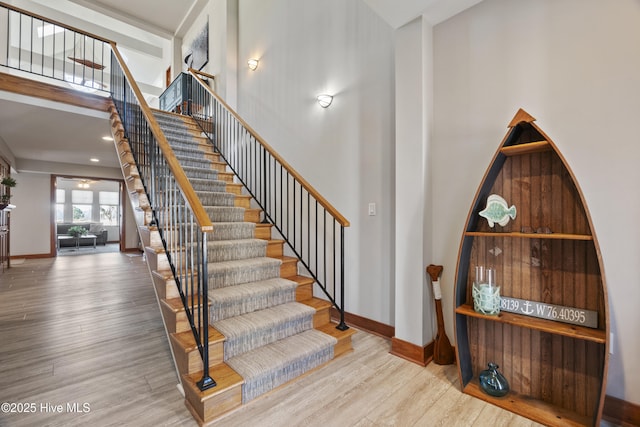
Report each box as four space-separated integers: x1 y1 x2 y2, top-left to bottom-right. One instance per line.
454 109 609 426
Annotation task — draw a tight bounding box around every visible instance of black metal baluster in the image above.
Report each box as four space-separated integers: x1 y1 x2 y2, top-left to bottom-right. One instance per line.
337 224 348 330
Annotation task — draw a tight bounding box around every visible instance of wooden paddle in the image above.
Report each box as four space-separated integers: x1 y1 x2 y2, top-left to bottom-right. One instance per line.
426 264 455 365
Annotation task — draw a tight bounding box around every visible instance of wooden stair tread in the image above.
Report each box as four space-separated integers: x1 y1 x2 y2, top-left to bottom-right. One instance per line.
152 270 174 281
162 296 209 312
183 363 244 400
244 208 261 215
145 245 164 255
287 274 314 286
217 171 234 178
316 322 356 340
254 223 273 239
300 297 332 311
172 327 225 351
226 183 243 193
316 322 356 357
152 269 198 281
274 255 297 263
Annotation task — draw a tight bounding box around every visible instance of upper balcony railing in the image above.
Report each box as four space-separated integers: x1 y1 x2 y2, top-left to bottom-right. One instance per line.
0 1 110 93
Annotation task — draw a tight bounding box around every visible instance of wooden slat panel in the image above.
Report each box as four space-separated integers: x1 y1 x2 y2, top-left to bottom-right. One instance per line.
465 231 592 240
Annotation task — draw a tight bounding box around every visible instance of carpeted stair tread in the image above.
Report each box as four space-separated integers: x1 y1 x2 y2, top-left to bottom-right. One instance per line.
175 155 224 169
204 206 246 222
153 111 187 122
207 257 282 288
189 178 228 193
207 238 267 262
170 146 215 157
181 165 219 180
209 277 297 321
173 156 214 168
164 139 210 151
213 302 315 360
226 329 337 402
161 126 196 135
167 140 208 151
163 133 203 144
205 222 256 241
197 191 236 207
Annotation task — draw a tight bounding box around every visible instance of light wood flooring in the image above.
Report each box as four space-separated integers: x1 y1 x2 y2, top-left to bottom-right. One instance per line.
0 254 614 426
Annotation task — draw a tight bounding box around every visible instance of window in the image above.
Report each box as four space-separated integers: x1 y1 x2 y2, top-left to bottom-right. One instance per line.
56 189 65 223
72 190 92 222
99 191 119 226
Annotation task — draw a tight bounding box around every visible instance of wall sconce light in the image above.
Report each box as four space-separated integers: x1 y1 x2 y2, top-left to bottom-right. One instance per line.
247 59 259 71
316 94 333 108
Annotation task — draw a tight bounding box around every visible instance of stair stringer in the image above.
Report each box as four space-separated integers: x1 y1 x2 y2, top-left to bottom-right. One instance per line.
108 104 186 396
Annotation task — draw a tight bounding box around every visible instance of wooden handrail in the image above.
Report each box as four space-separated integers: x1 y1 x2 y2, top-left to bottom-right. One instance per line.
189 69 350 227
192 69 216 81
111 45 213 232
0 2 112 44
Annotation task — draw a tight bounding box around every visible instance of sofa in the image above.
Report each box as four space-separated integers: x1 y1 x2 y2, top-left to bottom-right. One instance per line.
57 223 108 247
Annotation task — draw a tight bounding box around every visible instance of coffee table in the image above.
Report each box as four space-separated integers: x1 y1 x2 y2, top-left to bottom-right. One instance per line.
78 234 97 249
57 234 97 250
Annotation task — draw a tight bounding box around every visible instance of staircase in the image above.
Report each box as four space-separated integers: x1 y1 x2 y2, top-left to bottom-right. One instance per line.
110 106 355 425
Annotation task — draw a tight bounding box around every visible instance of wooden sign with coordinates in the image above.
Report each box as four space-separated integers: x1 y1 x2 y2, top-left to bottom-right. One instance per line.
500 296 598 328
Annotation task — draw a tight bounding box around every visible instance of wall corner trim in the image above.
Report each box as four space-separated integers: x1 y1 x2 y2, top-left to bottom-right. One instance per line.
389 336 433 367
603 394 640 426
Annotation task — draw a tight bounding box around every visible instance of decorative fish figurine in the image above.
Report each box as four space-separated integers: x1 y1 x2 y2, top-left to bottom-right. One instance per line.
479 194 516 227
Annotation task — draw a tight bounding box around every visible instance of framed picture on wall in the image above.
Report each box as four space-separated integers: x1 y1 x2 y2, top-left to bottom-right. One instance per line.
184 18 209 71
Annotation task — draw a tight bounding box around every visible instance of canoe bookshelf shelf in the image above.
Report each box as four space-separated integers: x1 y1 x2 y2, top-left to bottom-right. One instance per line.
464 231 593 241
500 140 551 156
462 382 592 427
455 304 606 343
453 109 609 427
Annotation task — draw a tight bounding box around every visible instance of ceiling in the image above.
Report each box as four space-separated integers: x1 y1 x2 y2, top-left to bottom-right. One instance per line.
67 0 197 36
0 0 480 174
363 0 483 27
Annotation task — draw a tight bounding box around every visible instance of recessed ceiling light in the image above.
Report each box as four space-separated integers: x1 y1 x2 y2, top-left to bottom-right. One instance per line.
90 158 100 163
102 136 113 141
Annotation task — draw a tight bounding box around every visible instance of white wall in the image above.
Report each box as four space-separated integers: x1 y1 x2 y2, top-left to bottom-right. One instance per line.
236 0 396 325
394 17 434 346
432 0 640 405
10 173 51 256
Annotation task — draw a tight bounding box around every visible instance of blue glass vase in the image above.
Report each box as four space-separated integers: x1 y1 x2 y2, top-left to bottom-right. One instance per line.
479 363 509 397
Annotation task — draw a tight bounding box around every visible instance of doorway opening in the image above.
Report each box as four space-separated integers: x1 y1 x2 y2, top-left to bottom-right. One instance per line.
53 176 124 256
